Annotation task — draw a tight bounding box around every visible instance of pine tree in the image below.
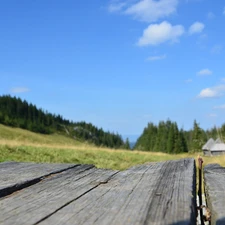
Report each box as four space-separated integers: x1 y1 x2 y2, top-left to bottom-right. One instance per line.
124 138 130 150
154 121 165 152
180 129 188 152
173 122 180 153
191 120 204 152
167 124 175 153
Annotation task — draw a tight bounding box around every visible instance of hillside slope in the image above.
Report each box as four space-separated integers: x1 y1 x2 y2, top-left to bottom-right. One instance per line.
1 124 225 170
0 124 84 148
0 95 127 149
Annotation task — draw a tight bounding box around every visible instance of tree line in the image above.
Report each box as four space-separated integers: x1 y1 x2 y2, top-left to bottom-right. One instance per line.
2 95 224 153
0 95 128 149
134 120 188 153
134 119 225 153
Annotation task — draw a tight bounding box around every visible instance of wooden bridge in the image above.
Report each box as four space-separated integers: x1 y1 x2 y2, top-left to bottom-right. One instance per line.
0 159 224 225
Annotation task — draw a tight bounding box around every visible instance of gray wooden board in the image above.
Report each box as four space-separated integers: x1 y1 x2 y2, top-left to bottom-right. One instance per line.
0 159 196 225
39 158 196 225
0 161 78 196
204 164 225 225
0 164 118 225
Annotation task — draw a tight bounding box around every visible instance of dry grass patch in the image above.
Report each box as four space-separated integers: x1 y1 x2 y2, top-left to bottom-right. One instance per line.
1 124 225 171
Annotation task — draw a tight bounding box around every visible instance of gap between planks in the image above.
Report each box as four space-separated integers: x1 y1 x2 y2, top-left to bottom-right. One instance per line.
0 163 84 199
0 159 196 225
33 171 120 225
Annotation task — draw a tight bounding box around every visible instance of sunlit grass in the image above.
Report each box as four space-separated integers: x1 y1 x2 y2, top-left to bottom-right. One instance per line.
0 124 86 146
0 144 199 170
1 124 225 171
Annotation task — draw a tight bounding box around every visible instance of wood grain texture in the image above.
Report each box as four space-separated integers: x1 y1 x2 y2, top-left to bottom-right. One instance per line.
40 158 196 225
0 161 78 197
204 164 225 225
0 164 117 225
0 159 196 225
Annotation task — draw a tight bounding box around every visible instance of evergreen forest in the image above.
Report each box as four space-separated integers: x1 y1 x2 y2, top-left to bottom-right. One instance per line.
135 119 225 153
1 95 224 153
0 95 128 149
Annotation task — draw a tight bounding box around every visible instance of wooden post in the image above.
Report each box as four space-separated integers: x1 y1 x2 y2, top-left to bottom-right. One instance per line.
198 156 204 225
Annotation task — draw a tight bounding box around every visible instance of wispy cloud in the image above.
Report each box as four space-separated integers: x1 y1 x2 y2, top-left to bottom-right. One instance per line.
214 104 225 109
125 0 178 22
185 79 192 83
146 54 166 61
189 22 205 35
108 2 127 12
207 12 215 19
108 0 179 23
223 7 225 15
138 21 184 46
208 113 217 117
197 68 212 76
198 85 225 98
10 87 30 93
211 45 223 54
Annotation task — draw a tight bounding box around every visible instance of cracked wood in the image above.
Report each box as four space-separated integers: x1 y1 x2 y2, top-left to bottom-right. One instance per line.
0 161 78 197
204 164 225 225
0 159 196 225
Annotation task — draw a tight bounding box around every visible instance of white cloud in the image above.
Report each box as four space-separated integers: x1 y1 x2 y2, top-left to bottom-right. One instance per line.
197 69 212 76
138 21 184 46
198 88 217 98
124 0 178 23
208 113 217 117
10 87 30 93
108 2 127 12
207 12 215 19
146 54 166 61
108 0 179 23
198 85 225 98
214 104 225 109
223 7 225 15
185 79 192 83
211 45 223 54
189 22 205 35
221 78 225 82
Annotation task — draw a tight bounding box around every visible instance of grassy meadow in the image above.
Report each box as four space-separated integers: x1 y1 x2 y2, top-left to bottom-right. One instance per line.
1 124 225 170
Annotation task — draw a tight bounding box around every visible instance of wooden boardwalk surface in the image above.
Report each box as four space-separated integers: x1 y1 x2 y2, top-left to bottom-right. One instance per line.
204 164 225 225
0 159 196 225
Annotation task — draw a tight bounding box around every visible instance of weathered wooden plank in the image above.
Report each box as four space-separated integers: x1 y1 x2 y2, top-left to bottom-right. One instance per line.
39 158 196 225
0 164 118 225
204 164 225 225
0 161 78 197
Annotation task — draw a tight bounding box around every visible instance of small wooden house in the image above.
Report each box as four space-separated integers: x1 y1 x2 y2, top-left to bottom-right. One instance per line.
210 143 225 156
215 137 223 144
202 138 225 156
202 138 215 156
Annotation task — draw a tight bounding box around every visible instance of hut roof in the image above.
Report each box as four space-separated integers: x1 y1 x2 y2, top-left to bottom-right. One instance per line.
215 138 223 144
202 138 215 150
210 143 225 152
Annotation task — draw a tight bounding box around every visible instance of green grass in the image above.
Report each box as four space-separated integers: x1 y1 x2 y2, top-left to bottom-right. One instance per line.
1 124 225 171
0 124 83 146
0 144 196 170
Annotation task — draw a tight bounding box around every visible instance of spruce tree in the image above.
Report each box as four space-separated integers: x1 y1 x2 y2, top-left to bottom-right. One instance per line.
191 120 204 152
167 124 175 153
124 138 130 150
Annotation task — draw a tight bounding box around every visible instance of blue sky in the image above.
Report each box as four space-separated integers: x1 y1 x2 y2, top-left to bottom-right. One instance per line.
0 0 225 140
